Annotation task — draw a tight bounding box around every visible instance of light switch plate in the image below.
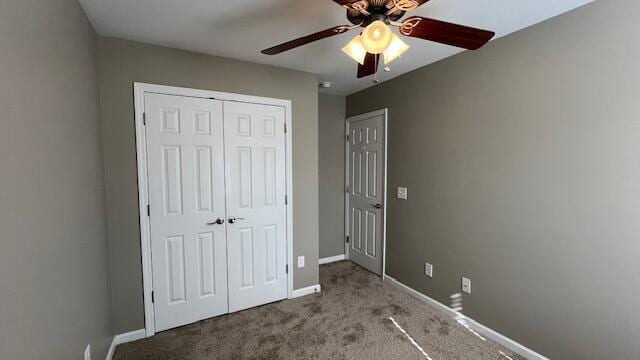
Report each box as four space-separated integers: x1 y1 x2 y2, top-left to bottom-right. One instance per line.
397 187 408 200
424 262 433 278
462 277 471 294
297 256 305 268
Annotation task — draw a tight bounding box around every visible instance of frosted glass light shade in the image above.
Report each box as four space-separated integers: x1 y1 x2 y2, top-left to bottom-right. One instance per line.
361 20 393 54
341 35 367 65
383 33 410 64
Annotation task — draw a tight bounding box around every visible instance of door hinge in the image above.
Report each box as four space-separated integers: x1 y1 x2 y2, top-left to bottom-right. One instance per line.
346 235 350 244
151 291 155 303
346 185 350 193
147 204 150 217
143 112 147 126
346 134 350 142
285 195 288 205
284 123 287 134
286 264 289 274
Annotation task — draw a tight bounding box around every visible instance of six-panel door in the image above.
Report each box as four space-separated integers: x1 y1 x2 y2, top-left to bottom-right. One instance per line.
145 93 289 332
348 114 385 275
223 102 288 313
145 94 229 332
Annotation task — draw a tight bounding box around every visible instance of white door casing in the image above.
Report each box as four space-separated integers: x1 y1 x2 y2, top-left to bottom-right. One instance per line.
224 101 288 312
145 93 229 332
346 110 387 276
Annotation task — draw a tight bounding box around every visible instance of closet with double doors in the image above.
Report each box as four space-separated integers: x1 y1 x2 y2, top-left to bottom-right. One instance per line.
142 89 289 332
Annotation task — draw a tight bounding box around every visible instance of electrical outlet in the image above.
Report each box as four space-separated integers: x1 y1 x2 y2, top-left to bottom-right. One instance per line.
462 277 471 294
84 344 91 360
424 262 433 278
397 187 408 200
297 256 305 268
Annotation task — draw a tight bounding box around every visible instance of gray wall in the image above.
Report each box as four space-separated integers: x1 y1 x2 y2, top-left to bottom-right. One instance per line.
0 1 112 359
347 1 640 358
319 94 346 258
97 37 320 333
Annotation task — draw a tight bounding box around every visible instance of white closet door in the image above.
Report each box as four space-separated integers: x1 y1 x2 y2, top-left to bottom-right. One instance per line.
145 93 228 332
223 101 288 313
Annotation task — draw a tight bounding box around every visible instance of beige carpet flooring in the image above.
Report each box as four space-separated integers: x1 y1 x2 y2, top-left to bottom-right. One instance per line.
114 261 527 360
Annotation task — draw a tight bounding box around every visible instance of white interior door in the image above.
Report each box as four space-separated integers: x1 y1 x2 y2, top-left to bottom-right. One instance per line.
145 93 229 332
224 101 288 313
347 111 386 275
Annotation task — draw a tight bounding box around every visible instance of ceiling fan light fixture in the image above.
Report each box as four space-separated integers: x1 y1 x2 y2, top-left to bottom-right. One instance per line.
383 33 409 64
341 35 368 65
361 20 393 54
260 1 495 80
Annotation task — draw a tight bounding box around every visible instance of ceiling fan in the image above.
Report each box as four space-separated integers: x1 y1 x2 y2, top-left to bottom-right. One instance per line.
261 0 495 79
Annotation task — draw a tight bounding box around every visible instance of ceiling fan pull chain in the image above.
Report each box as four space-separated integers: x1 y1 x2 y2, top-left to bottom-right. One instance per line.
373 55 380 84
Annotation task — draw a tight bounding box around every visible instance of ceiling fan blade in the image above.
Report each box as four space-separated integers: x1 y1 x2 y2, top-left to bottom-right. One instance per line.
262 25 351 55
335 0 371 16
400 16 495 50
412 0 431 7
333 0 369 7
386 0 429 12
357 53 380 78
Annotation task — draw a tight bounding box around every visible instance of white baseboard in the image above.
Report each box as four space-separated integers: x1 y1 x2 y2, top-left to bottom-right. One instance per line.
383 274 549 360
319 254 345 265
106 341 115 360
291 284 321 298
106 329 146 360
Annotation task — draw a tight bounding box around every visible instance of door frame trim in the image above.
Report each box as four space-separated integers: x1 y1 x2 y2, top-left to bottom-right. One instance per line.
344 109 388 275
134 82 295 337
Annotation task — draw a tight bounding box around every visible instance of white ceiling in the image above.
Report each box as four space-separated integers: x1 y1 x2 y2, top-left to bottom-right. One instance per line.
79 0 593 95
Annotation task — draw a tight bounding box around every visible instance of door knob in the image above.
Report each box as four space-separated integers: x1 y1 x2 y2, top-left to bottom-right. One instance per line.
207 217 225 225
228 216 245 224
372 203 382 209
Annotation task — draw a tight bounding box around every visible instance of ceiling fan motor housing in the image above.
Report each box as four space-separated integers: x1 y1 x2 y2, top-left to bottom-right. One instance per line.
347 0 406 27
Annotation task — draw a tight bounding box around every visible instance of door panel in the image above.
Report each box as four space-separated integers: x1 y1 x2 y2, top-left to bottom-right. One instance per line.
224 102 288 313
145 93 228 332
348 113 385 275
197 231 217 296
